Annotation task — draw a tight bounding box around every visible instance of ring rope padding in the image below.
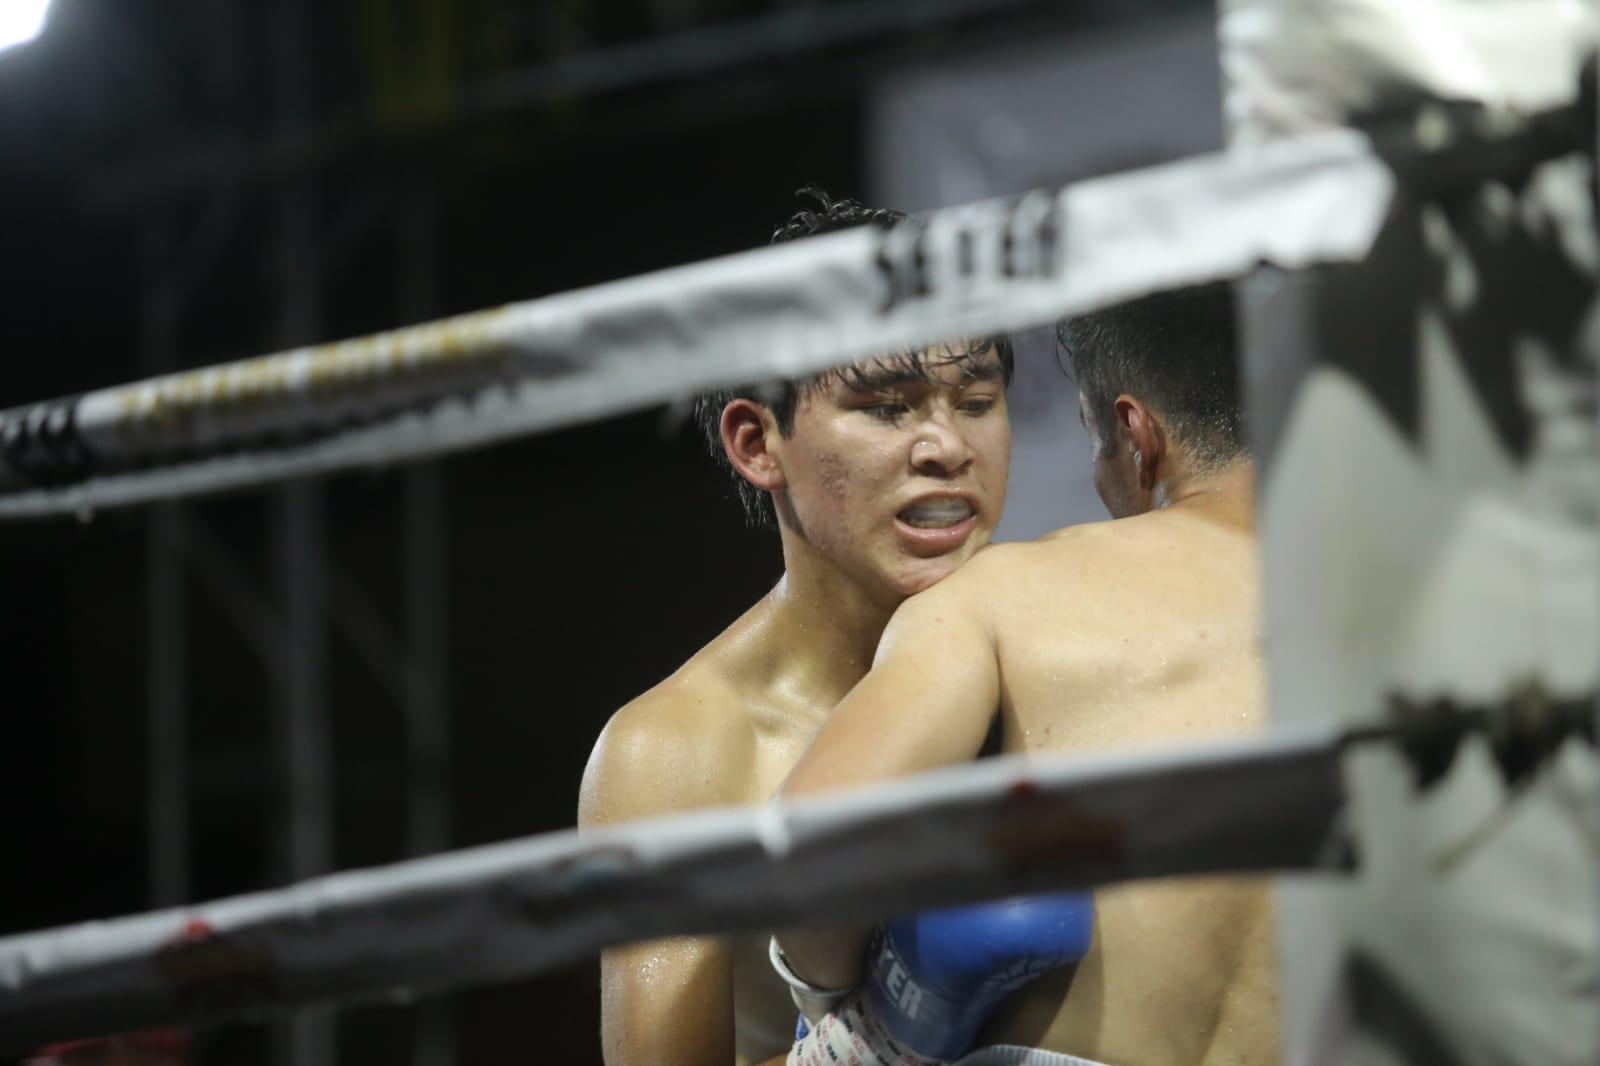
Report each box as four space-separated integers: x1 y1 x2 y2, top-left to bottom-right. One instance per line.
0 726 1348 1052
0 126 1399 519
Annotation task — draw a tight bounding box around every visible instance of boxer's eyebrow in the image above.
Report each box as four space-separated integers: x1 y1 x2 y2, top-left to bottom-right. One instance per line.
843 365 925 391
959 359 1006 384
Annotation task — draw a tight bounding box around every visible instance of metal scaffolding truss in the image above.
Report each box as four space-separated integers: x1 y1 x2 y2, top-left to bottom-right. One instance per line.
135 6 455 1065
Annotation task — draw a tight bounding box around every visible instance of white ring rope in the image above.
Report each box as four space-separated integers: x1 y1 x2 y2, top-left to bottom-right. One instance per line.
0 728 1347 1052
0 128 1394 520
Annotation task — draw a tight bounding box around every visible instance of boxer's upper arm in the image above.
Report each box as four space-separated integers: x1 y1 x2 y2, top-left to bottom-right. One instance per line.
773 571 1002 989
582 695 742 1065
599 935 735 1066
783 573 1000 799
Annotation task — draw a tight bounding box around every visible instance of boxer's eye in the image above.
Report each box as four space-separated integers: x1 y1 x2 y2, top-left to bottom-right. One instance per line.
958 396 998 416
862 402 909 422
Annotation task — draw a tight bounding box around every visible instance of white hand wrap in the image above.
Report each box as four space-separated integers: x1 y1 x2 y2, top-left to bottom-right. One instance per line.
786 987 945 1066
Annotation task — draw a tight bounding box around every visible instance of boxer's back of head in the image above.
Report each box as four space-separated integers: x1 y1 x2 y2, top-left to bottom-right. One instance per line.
1057 282 1244 471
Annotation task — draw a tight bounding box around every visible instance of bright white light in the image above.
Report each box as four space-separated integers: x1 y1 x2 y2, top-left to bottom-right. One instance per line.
0 0 53 53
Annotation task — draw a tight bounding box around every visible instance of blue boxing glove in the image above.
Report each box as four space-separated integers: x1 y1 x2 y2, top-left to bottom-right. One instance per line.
864 892 1094 1060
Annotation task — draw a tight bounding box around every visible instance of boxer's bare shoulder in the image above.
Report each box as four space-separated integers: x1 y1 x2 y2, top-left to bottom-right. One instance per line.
582 592 828 828
945 506 1266 753
580 681 750 828
581 622 765 829
936 520 1128 597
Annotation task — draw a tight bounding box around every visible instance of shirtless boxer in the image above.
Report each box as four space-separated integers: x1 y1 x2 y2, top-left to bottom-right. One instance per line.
775 282 1279 1066
578 191 1015 1066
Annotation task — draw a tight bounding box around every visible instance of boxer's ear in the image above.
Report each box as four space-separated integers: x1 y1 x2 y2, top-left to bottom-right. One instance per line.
721 399 786 492
1114 395 1164 490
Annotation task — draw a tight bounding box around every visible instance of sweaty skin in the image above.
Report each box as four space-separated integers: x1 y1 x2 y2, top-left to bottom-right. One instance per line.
777 398 1278 1066
580 595 849 1066
580 351 1010 1066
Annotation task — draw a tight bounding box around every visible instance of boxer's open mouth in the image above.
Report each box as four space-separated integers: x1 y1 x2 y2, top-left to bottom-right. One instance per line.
897 497 974 529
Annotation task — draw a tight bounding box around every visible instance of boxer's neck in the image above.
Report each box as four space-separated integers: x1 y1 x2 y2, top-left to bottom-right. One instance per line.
759 550 894 712
1153 455 1256 528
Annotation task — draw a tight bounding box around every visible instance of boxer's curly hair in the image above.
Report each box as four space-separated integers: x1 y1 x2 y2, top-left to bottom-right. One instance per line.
696 187 1015 529
767 185 905 242
1056 281 1245 470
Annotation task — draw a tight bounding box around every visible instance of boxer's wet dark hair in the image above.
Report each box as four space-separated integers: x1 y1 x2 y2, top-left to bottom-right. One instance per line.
1056 281 1244 470
696 187 1015 529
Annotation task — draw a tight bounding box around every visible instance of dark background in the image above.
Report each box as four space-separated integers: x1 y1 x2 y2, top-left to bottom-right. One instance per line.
0 2 1198 1063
